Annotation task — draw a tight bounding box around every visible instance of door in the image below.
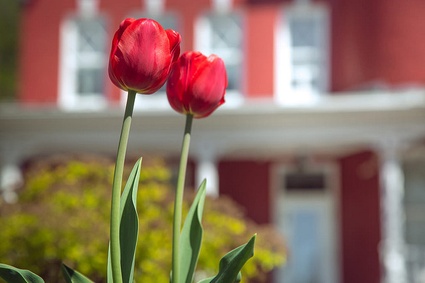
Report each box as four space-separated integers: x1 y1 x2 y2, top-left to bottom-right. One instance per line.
273 163 339 283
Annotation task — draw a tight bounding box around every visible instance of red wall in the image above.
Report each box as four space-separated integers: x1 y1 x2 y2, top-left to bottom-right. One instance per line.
218 160 271 224
19 0 74 104
331 0 380 91
331 0 425 91
374 0 425 84
245 4 277 98
339 150 381 283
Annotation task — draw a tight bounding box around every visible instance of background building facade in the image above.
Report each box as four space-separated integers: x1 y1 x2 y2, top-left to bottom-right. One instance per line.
2 0 425 282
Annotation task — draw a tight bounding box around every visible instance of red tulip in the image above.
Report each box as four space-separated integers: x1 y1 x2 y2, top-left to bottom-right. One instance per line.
108 18 181 94
166 51 227 118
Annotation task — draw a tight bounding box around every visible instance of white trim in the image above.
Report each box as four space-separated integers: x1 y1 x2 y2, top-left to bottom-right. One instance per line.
212 0 233 13
77 0 99 17
143 0 165 15
120 90 172 112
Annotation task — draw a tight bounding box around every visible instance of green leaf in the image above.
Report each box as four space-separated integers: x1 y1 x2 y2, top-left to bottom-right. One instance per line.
0 263 44 283
107 158 142 283
107 246 112 283
197 277 214 283
199 235 256 283
178 180 207 283
61 264 93 283
119 158 142 283
197 274 241 283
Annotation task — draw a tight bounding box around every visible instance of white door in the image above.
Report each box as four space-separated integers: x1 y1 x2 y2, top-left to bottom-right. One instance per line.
273 164 339 283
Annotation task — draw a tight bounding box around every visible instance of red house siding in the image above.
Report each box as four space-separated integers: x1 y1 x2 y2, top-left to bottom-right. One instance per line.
339 151 381 283
245 5 277 98
19 0 74 104
331 0 380 91
331 0 425 91
218 160 271 224
375 0 425 84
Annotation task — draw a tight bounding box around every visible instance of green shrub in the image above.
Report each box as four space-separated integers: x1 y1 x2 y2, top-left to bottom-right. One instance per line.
0 155 285 282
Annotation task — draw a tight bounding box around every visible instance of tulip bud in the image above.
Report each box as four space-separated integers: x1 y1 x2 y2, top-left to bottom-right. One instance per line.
166 51 227 118
108 18 181 94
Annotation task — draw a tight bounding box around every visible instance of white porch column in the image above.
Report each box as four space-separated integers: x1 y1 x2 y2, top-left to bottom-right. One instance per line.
195 151 219 197
378 142 408 283
0 164 22 203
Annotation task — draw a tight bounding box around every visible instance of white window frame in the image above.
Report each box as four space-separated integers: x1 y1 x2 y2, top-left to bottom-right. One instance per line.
59 15 108 111
274 3 330 106
195 11 244 107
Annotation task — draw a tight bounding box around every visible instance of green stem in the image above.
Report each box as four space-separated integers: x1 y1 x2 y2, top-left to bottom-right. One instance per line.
110 90 136 283
172 114 194 283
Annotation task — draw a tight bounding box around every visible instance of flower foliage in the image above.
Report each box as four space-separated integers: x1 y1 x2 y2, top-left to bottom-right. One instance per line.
0 155 286 282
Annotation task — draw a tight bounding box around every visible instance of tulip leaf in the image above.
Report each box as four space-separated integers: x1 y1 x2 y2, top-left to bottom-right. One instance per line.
107 246 112 283
61 264 93 283
107 159 142 283
119 158 142 283
197 273 241 283
198 235 256 283
177 179 207 283
0 263 44 283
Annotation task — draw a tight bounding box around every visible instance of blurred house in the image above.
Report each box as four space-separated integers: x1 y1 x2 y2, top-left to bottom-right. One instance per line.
1 0 425 282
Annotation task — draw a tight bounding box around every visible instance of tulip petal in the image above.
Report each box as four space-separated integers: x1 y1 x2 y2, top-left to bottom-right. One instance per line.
166 29 182 63
166 51 227 118
108 18 181 94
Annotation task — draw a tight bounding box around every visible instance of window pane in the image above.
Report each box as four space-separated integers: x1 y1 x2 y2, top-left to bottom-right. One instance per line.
77 68 104 95
134 12 180 32
404 161 425 245
76 19 107 53
209 15 242 50
74 17 107 97
290 17 320 48
200 13 243 92
225 63 240 91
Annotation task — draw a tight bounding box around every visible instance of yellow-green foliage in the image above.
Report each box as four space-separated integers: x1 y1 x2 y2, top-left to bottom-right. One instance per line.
0 155 286 282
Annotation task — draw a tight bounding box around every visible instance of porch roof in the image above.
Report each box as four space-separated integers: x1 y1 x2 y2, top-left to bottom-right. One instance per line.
1 90 425 161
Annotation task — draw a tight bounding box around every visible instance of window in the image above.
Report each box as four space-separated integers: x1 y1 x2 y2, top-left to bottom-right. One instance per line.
59 15 108 110
403 159 425 282
404 160 425 246
275 4 329 105
284 171 326 192
195 12 243 100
